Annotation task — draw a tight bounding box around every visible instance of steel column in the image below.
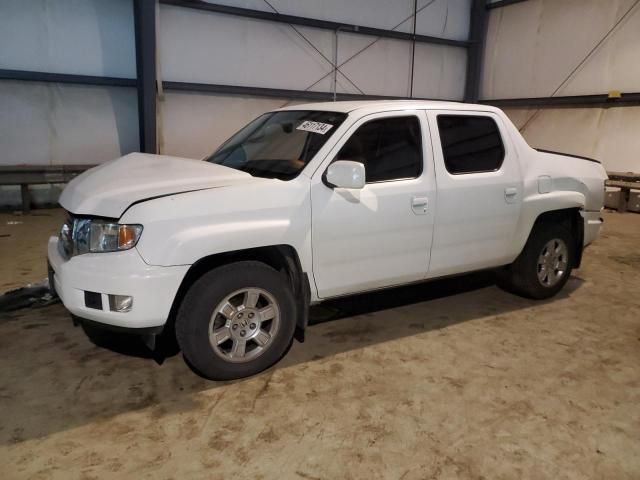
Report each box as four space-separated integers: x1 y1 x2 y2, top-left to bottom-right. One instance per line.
464 0 488 102
133 0 157 154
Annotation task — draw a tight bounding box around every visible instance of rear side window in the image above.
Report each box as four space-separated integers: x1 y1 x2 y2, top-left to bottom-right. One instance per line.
337 116 422 183
437 115 505 174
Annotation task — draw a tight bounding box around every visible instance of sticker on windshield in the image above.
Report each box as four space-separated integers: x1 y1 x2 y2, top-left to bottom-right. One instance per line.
297 120 334 135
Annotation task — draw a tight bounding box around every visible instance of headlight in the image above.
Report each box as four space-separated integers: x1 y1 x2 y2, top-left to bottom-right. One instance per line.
71 218 143 254
89 221 143 252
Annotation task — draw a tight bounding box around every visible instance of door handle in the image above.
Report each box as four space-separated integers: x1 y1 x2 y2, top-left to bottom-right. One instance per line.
411 196 429 214
504 187 518 204
412 196 429 207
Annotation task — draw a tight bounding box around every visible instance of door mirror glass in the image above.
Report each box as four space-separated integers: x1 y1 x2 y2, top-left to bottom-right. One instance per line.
325 160 366 189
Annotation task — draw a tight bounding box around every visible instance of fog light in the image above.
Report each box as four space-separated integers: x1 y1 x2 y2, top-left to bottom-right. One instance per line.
108 294 133 312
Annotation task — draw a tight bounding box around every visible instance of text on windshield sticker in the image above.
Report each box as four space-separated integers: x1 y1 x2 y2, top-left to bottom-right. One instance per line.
296 121 334 135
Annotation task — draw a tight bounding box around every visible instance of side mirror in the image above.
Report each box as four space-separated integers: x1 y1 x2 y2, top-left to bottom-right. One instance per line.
325 160 366 189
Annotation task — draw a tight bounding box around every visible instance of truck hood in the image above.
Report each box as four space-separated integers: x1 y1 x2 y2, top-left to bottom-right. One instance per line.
59 153 254 218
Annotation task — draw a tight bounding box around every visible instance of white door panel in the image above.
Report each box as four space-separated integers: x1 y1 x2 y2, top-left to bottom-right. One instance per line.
311 110 436 298
426 110 523 276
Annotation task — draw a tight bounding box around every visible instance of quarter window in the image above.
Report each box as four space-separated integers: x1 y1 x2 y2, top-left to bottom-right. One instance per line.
336 116 423 183
437 115 505 174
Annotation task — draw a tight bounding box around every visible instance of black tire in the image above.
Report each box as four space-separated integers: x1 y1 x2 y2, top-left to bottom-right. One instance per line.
497 219 574 300
175 261 296 381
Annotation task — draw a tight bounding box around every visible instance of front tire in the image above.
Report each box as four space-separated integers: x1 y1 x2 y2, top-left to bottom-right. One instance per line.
498 219 575 300
176 261 296 380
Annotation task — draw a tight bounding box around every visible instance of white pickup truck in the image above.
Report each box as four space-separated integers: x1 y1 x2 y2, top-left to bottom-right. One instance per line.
48 100 606 380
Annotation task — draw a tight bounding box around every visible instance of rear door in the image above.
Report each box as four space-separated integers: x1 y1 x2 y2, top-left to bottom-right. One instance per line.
426 110 523 277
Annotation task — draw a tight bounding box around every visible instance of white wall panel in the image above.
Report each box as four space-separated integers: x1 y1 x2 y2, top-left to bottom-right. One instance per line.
336 33 413 97
0 0 136 78
160 4 468 99
0 81 138 166
159 5 335 91
1 0 472 173
504 107 640 173
412 44 467 100
415 0 471 41
482 0 640 99
207 0 471 40
204 0 412 30
159 91 305 159
334 34 467 99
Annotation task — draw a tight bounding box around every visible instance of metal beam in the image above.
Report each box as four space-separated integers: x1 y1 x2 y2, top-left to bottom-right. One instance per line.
0 69 136 87
0 165 95 185
159 0 470 48
481 93 640 108
0 69 456 103
162 81 448 102
133 0 157 154
409 0 418 98
464 0 488 102
486 0 529 9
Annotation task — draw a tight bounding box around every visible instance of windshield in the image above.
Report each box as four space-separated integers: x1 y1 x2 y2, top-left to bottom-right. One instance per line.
206 110 347 180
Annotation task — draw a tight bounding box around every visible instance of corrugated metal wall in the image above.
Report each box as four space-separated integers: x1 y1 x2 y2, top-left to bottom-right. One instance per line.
0 0 138 167
0 0 472 168
481 0 640 172
156 1 470 157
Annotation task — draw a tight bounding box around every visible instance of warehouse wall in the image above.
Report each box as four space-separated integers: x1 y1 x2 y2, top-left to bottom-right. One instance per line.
159 92 300 159
156 1 469 158
0 0 138 167
0 0 474 208
481 0 640 172
0 0 472 168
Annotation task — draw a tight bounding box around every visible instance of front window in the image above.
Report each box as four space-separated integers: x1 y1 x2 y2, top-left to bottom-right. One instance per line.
336 116 423 183
206 110 347 180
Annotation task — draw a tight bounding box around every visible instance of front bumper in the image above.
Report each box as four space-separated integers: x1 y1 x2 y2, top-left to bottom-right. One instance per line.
48 236 189 330
581 210 603 246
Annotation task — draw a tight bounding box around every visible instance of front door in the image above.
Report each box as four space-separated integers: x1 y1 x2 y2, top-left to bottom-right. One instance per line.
310 110 436 298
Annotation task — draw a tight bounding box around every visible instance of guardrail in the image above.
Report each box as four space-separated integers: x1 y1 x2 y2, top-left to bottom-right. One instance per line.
0 165 95 213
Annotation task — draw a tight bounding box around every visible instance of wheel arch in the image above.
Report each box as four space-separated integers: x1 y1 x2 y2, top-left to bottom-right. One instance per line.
525 207 584 268
166 245 310 343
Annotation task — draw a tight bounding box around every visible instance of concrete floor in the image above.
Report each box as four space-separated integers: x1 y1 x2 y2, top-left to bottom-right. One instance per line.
0 210 639 479
0 209 66 293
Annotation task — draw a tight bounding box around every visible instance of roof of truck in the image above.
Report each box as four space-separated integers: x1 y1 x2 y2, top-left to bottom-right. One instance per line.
277 99 501 114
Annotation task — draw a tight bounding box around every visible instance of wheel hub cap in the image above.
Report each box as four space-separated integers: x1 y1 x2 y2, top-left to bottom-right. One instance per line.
208 288 280 364
537 238 569 287
229 308 260 339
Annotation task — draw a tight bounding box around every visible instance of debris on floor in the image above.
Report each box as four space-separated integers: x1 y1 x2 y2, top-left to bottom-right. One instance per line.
0 278 58 313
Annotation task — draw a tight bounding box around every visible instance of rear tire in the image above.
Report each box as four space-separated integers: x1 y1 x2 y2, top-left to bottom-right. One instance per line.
497 219 574 300
176 261 296 380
